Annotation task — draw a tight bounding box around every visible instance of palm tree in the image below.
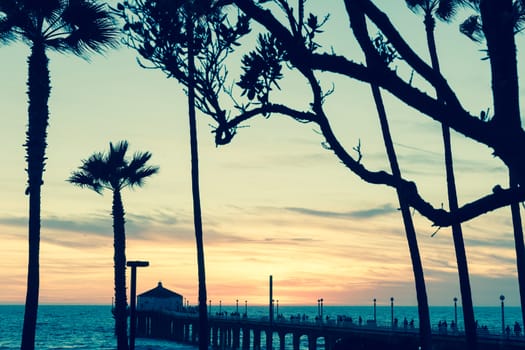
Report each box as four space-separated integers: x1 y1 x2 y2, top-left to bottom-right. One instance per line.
0 2 118 349
68 141 159 350
405 1 477 348
460 0 525 333
369 34 432 350
186 6 209 349
116 1 241 347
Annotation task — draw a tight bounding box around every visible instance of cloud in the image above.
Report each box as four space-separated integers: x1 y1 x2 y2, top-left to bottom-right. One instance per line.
285 204 396 219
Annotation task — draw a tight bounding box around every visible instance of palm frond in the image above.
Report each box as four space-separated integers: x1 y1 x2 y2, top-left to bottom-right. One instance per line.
0 17 16 44
126 166 160 189
513 0 525 34
22 0 62 20
81 152 112 183
123 151 159 189
52 0 120 56
460 14 484 42
435 0 463 22
0 0 33 41
107 141 129 171
67 171 104 194
405 0 425 14
69 140 158 194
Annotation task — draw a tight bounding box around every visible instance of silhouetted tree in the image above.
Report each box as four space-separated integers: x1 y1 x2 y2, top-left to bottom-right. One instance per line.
119 1 525 344
68 141 158 350
215 0 525 223
405 1 477 348
0 2 118 349
116 2 248 348
368 33 432 349
460 0 525 333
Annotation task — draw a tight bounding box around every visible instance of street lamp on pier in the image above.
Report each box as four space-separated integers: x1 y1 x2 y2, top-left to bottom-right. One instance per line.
276 300 279 316
127 260 149 350
236 299 239 314
245 300 248 317
390 297 394 328
453 297 458 326
209 300 211 315
219 300 222 315
500 294 506 334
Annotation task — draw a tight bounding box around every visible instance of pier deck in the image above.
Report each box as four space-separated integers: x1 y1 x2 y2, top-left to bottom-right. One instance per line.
136 310 525 350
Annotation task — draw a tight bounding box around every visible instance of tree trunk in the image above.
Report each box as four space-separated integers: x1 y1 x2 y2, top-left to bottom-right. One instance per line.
112 189 129 350
481 0 525 329
187 14 209 350
510 171 525 329
21 42 50 350
424 12 477 350
480 0 522 181
371 83 432 350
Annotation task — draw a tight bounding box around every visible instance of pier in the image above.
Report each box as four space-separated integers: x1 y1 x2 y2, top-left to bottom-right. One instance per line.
135 310 525 350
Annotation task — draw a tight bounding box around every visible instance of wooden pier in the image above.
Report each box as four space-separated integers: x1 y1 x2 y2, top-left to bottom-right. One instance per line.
136 310 525 350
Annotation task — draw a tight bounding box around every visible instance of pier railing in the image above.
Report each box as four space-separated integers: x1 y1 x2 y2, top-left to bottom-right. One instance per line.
136 310 525 350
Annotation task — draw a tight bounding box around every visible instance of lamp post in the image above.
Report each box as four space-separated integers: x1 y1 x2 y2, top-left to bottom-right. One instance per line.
320 298 324 318
317 299 321 317
236 299 239 314
276 300 279 316
127 260 149 350
373 298 377 322
390 297 394 328
209 300 211 315
500 294 505 334
245 300 248 317
219 300 222 315
453 297 458 326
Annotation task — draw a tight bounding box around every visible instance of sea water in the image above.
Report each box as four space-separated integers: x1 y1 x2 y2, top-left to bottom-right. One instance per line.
0 304 522 349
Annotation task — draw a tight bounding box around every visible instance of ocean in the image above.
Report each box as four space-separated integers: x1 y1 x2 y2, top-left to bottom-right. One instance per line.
0 304 522 349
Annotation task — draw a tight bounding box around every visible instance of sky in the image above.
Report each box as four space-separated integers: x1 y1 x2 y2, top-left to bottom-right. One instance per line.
0 1 524 310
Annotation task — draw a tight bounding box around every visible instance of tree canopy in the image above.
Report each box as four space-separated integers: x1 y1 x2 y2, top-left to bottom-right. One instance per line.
118 0 525 228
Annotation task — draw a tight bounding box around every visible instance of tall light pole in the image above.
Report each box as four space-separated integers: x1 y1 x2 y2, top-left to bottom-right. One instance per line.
245 300 247 317
390 297 394 328
373 298 377 322
500 294 506 334
276 300 279 316
453 297 458 326
269 275 274 324
320 298 324 318
219 300 222 315
208 300 211 315
127 260 149 350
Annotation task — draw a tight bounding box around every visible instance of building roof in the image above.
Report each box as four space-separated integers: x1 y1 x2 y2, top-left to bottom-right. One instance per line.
138 282 183 299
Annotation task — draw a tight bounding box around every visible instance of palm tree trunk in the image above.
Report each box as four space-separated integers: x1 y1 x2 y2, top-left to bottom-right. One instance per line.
481 0 525 331
21 42 50 350
187 14 209 350
510 170 525 329
424 13 477 350
112 189 129 350
480 0 521 171
371 84 432 350
346 3 431 346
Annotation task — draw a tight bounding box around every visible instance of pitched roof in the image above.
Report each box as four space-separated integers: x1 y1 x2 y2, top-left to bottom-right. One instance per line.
138 282 182 299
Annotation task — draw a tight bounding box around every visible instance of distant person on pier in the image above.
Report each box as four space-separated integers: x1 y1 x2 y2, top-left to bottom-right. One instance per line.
514 322 521 336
